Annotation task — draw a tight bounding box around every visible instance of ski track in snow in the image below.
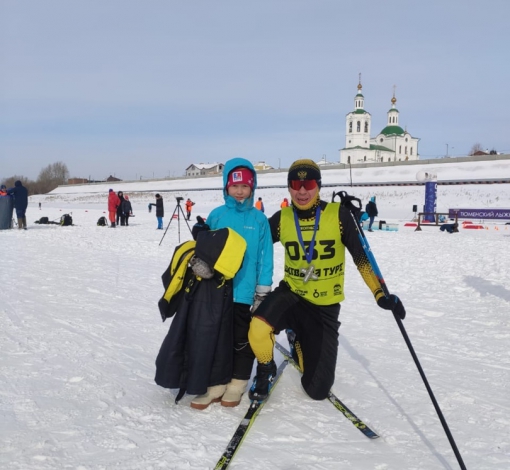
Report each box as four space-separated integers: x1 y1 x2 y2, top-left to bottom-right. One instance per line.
1 181 510 469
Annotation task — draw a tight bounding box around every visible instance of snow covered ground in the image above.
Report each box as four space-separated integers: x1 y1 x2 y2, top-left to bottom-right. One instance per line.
1 162 510 469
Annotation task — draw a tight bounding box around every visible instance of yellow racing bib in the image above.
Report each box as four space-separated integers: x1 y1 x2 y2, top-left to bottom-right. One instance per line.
280 203 345 305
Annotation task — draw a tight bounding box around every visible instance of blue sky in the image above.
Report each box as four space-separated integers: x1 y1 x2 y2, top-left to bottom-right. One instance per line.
1 0 509 181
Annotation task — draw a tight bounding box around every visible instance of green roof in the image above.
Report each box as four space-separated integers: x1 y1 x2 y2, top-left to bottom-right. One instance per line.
341 144 394 152
356 93 364 98
379 125 405 136
370 144 394 152
340 145 369 151
353 109 368 114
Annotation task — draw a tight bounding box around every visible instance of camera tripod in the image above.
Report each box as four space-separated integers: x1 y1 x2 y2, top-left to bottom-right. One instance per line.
159 197 193 246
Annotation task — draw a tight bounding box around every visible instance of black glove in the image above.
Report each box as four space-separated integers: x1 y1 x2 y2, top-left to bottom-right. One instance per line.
377 294 406 320
190 256 214 279
191 220 210 241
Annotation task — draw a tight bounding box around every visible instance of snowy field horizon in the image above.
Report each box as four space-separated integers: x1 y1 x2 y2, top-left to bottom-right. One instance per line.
1 159 510 469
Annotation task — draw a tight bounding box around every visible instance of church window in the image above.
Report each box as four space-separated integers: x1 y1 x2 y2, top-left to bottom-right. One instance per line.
349 122 352 133
399 145 401 154
405 138 408 142
347 156 351 164
410 147 413 155
364 121 368 133
357 121 361 132
380 138 383 143
364 156 366 161
405 146 407 154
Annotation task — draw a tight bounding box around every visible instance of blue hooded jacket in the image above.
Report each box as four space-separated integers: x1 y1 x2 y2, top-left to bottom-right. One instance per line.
206 158 273 305
7 180 28 211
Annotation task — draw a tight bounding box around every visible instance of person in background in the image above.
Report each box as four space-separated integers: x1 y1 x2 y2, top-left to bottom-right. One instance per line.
189 157 273 410
149 194 164 229
365 196 378 232
255 197 264 213
108 189 120 228
185 198 195 221
247 159 406 402
39 202 42 210
122 195 133 226
440 222 459 233
116 191 125 226
0 185 7 196
7 180 29 230
280 198 289 208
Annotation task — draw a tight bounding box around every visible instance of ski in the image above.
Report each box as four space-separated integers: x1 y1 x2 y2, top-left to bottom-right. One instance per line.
214 359 289 470
274 341 379 439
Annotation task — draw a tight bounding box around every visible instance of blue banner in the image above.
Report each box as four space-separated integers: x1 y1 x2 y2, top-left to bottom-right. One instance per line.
424 182 437 222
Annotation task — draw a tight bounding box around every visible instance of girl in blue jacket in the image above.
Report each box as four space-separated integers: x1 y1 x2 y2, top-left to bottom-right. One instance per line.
190 157 274 410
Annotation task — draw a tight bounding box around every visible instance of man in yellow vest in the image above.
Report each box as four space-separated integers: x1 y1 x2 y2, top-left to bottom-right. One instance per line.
248 159 406 401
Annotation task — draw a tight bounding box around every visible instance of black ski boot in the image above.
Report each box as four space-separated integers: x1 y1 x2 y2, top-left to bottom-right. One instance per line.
249 360 277 402
286 329 298 364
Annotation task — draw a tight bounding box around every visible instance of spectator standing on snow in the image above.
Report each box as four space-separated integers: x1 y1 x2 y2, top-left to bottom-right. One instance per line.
255 197 264 213
365 196 378 232
108 189 120 228
148 194 164 229
247 159 406 403
122 195 133 226
7 180 28 230
116 191 125 226
185 198 195 221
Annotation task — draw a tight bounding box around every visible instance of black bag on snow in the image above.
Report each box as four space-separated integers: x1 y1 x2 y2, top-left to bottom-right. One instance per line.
60 214 73 226
97 216 107 226
36 217 49 224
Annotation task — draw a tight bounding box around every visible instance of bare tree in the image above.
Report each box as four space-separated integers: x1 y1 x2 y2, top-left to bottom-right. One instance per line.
468 143 484 155
36 162 70 194
1 175 33 194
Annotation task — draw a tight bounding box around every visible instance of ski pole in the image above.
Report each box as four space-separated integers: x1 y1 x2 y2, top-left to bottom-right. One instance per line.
333 190 467 470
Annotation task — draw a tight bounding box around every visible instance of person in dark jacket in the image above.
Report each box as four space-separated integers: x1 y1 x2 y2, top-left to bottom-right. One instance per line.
440 222 459 233
365 196 378 232
7 180 28 230
120 194 133 226
148 194 164 229
116 191 125 226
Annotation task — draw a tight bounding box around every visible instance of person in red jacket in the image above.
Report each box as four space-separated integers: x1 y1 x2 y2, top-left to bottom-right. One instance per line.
108 189 120 228
185 198 195 221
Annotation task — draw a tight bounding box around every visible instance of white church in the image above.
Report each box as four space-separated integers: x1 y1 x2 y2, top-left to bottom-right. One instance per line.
339 80 420 165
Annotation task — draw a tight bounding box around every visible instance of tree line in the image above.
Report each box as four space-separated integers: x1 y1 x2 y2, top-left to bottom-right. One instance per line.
1 162 70 195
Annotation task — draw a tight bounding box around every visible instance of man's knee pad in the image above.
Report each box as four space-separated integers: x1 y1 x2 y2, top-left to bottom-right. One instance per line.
248 317 274 363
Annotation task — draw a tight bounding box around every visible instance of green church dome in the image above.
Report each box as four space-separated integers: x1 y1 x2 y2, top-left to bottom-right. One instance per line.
380 125 405 136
